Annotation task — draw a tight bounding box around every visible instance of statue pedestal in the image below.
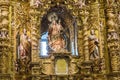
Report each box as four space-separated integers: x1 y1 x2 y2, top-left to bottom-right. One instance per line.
0 74 12 80
50 52 71 58
81 61 93 80
36 52 80 79
50 52 71 75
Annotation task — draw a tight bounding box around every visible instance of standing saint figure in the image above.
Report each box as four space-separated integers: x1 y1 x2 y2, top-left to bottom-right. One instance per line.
88 30 99 60
16 28 31 73
48 13 65 52
19 28 31 61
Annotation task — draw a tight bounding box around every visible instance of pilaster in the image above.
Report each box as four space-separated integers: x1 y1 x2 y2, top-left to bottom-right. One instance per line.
0 0 12 79
106 0 120 80
29 0 42 79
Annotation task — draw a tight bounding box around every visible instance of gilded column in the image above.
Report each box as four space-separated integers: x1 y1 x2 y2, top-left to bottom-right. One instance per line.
29 0 42 79
0 0 12 79
106 1 119 72
106 0 120 79
82 8 89 61
0 0 9 72
29 2 40 63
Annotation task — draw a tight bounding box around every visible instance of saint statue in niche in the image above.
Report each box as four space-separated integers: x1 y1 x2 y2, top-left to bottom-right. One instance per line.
88 29 99 60
48 13 66 52
16 28 31 73
19 28 31 61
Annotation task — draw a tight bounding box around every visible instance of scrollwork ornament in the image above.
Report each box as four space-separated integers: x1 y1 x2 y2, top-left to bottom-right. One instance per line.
111 52 120 72
30 0 43 8
74 0 86 9
107 0 115 8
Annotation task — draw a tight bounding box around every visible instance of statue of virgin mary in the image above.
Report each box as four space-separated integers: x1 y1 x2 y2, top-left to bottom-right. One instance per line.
48 13 66 52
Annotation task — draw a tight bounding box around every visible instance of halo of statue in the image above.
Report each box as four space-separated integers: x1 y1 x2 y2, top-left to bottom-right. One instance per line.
47 12 58 22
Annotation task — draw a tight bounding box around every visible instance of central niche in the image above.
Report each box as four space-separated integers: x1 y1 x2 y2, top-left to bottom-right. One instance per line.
40 6 78 56
47 12 68 52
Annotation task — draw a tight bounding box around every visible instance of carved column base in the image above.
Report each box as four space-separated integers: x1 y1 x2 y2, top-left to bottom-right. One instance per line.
107 72 120 80
15 74 31 80
31 62 41 80
0 73 12 80
51 75 56 80
31 62 41 75
81 61 93 74
92 74 107 80
81 61 93 80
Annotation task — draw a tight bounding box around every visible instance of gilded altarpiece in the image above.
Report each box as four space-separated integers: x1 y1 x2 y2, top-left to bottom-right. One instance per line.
0 0 119 80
